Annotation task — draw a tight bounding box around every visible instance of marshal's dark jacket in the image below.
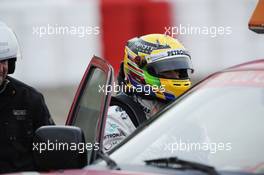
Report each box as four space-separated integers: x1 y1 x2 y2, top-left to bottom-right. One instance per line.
0 76 54 173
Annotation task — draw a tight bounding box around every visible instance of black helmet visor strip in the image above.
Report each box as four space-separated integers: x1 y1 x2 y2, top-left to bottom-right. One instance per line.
146 56 194 79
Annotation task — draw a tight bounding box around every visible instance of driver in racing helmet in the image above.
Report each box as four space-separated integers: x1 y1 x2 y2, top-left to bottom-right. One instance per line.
103 34 194 151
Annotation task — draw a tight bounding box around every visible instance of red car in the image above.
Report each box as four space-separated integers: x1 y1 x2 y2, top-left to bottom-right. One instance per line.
9 57 264 175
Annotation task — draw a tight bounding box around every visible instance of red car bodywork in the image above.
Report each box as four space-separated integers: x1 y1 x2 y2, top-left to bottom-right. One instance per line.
7 59 264 175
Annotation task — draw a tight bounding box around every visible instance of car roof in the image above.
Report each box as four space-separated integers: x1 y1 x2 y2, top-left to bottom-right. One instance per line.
192 59 264 89
223 59 264 72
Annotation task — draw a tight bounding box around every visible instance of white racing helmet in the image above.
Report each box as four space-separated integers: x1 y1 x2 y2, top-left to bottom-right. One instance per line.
0 21 21 74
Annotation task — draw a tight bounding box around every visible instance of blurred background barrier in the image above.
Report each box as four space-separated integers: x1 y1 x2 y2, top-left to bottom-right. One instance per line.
101 0 172 72
0 0 263 124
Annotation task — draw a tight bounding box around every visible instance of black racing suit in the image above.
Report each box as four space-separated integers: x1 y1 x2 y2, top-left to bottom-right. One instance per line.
0 76 54 173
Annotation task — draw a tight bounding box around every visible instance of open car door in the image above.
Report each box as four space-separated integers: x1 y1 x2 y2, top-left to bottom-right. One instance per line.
66 56 114 164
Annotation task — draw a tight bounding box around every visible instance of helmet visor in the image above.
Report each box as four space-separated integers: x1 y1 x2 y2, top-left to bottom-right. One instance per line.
146 56 194 79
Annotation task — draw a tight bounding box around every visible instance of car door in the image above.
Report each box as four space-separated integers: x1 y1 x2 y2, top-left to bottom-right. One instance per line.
66 56 114 164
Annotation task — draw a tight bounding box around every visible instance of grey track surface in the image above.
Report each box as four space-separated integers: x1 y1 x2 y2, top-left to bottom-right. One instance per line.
39 86 77 125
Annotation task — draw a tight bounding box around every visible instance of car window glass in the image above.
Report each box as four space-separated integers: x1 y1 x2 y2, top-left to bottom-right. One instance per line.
72 67 106 159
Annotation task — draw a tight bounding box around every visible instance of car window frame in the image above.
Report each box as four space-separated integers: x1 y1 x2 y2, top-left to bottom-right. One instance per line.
107 68 264 155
